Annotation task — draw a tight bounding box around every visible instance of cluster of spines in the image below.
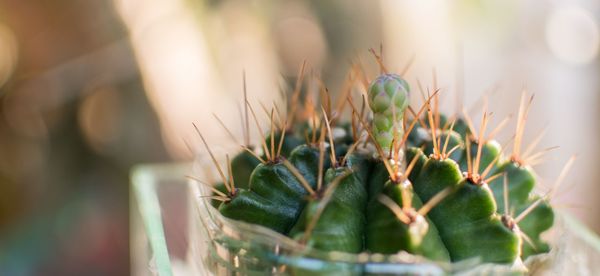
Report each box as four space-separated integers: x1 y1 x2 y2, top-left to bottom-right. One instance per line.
189 57 572 269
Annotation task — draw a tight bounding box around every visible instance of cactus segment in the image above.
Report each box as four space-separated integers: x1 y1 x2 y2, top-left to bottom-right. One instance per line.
489 162 553 258
219 188 299 233
219 162 316 234
365 180 450 261
368 74 410 153
413 158 521 263
290 165 367 253
513 197 553 257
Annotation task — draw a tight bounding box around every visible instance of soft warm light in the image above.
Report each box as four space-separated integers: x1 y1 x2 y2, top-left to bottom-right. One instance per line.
0 23 17 89
545 6 600 65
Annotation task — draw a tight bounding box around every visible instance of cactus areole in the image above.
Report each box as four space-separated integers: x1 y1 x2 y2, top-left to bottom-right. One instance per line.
196 67 567 273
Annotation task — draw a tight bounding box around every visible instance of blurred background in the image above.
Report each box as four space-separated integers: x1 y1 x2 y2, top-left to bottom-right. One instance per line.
0 0 599 274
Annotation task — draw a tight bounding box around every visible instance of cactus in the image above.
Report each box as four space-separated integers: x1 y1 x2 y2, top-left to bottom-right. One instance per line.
193 63 572 274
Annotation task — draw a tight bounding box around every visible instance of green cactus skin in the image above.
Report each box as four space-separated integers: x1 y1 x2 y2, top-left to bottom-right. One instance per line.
365 180 450 261
413 158 521 263
344 152 373 187
489 162 554 258
289 165 367 253
231 151 262 189
514 198 553 257
368 74 410 153
219 161 316 234
366 161 389 202
288 144 327 188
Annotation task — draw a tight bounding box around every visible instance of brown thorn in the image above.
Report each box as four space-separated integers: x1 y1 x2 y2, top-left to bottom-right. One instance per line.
442 120 457 157
354 57 370 92
402 152 423 183
342 138 363 167
193 123 230 193
519 231 538 251
426 103 440 157
303 129 310 146
241 145 266 164
182 138 196 157
282 159 316 196
277 118 288 158
378 194 411 224
503 173 510 217
432 69 440 130
418 186 454 216
466 135 473 175
287 60 307 128
213 113 241 145
270 109 276 159
548 155 577 200
351 110 358 141
317 128 327 191
480 137 514 179
398 92 439 152
186 175 229 198
461 108 478 139
246 100 272 161
483 172 504 184
522 127 548 159
407 106 427 129
200 195 229 202
487 114 513 141
514 195 546 224
473 112 489 175
322 106 337 166
243 71 250 146
369 48 388 74
514 93 535 159
226 154 236 191
523 146 560 165
333 69 355 121
273 102 286 130
446 144 462 158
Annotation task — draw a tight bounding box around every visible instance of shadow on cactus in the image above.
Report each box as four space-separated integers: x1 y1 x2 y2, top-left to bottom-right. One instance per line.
189 54 575 274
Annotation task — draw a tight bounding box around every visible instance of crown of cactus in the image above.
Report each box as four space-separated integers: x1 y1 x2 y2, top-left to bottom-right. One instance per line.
193 60 573 270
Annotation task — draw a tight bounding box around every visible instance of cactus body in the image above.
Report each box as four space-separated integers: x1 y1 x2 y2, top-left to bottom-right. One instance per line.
202 71 561 273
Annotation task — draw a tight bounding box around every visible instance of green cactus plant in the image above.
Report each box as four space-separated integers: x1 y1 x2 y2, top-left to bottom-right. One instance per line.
193 62 572 274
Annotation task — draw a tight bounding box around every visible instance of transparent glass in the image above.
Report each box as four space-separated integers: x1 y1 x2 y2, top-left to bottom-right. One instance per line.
131 160 600 275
